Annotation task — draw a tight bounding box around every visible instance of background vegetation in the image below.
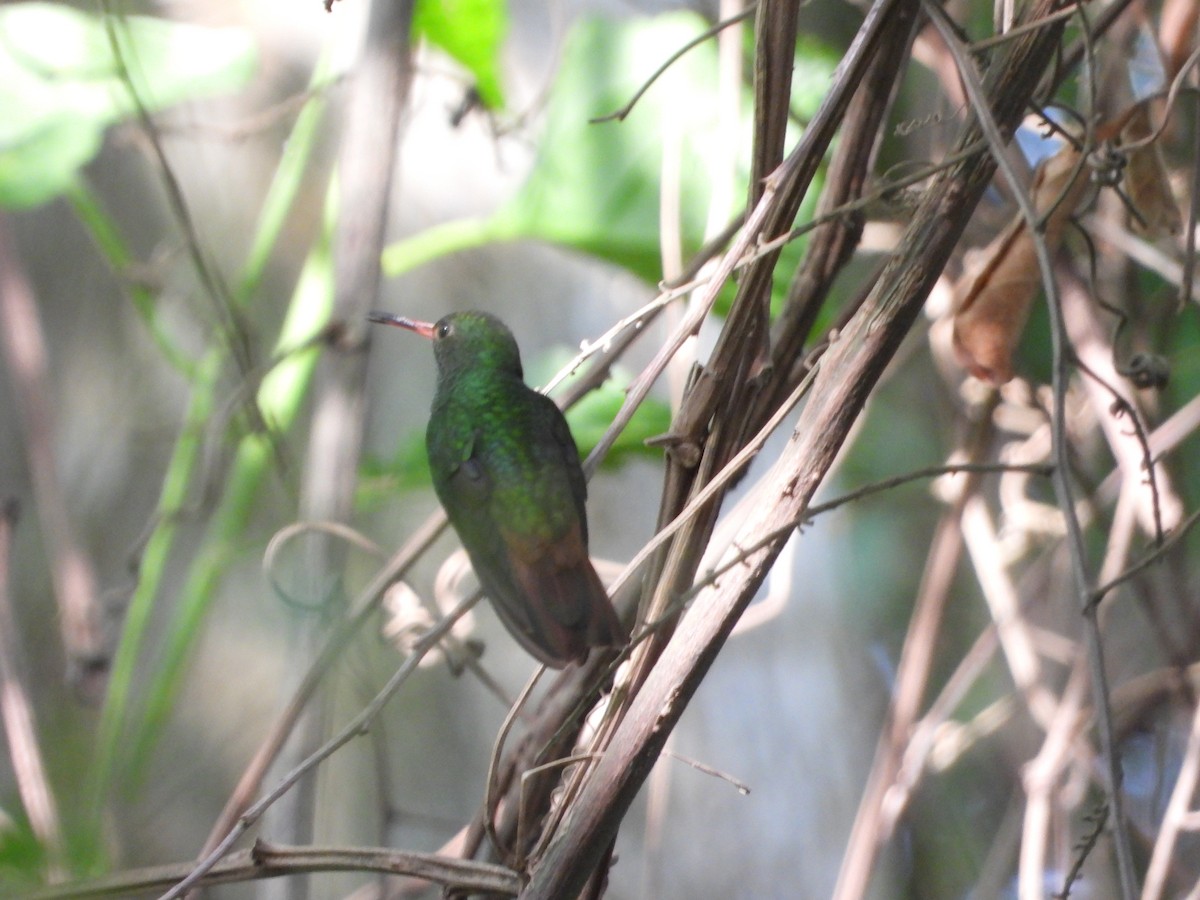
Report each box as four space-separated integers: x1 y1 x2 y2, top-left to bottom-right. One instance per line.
1 0 1198 897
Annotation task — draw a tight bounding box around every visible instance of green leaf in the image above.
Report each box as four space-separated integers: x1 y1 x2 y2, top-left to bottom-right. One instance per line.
385 13 729 282
385 12 838 313
0 3 256 208
566 380 672 469
414 0 507 109
0 808 51 888
0 117 102 209
530 351 671 467
491 13 724 283
120 199 335 787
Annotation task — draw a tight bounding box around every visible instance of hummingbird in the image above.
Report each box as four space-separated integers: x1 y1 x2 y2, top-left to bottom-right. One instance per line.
369 309 627 668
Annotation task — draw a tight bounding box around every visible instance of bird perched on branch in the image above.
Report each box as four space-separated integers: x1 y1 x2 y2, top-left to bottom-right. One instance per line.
369 309 627 667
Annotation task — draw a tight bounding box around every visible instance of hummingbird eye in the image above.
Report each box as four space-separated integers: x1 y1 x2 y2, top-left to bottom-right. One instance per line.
436 321 453 340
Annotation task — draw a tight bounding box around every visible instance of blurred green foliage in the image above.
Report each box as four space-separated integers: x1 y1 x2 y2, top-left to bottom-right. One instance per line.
414 0 508 109
0 3 255 208
384 12 835 302
0 1 854 889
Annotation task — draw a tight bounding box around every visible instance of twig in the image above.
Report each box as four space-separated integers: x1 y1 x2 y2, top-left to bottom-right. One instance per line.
542 290 686 401
197 507 449 855
1073 355 1167 543
0 215 106 687
923 2 1137 892
484 667 544 862
834 414 998 899
969 3 1083 50
266 0 414 864
522 0 1069 886
746 138 990 261
669 462 1054 622
961 496 1059 726
23 841 519 899
155 76 345 142
1022 660 1091 898
580 161 782 476
1105 45 1200 154
888 622 1002 828
161 590 476 899
1142 697 1200 899
1180 90 1200 309
99 2 255 381
1092 506 1200 603
0 499 67 880
261 520 386 609
661 749 752 794
628 0 912 690
603 361 820 605
589 4 758 123
1056 801 1108 898
476 650 623 871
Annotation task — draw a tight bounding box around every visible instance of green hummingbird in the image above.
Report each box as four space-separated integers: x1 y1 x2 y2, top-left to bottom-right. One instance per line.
369 309 627 668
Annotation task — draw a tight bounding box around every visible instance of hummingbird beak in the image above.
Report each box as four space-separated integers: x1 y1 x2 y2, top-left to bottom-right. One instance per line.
367 311 436 339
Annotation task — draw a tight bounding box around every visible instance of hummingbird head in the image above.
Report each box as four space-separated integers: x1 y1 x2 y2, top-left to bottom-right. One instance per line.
368 309 524 379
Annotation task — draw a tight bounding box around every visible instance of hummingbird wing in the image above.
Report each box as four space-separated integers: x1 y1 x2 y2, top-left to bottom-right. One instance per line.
547 398 590 546
425 426 590 666
427 383 625 667
496 516 626 666
451 516 613 667
491 393 625 661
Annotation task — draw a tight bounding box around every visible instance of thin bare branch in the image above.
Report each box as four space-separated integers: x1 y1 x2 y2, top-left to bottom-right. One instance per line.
25 842 519 899
924 2 1137 890
0 215 106 690
590 4 758 123
0 499 66 880
164 589 476 899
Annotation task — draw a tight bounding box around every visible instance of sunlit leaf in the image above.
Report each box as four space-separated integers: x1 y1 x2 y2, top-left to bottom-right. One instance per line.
0 812 44 889
385 13 741 283
384 13 836 313
490 13 725 281
414 0 507 109
0 117 102 209
0 3 256 208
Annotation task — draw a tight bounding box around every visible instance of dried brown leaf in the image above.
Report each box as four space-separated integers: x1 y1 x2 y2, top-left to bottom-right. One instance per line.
952 223 1039 384
952 146 1089 384
1121 102 1182 237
